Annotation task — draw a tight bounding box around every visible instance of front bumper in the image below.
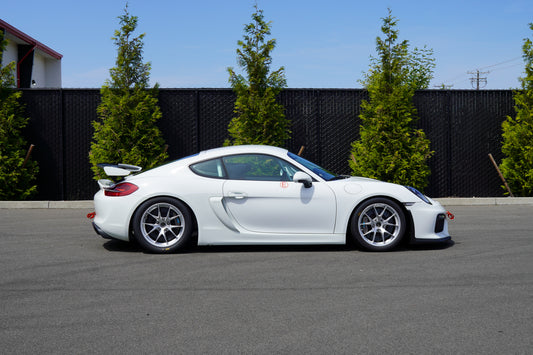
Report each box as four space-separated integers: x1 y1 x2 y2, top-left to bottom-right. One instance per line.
405 200 451 242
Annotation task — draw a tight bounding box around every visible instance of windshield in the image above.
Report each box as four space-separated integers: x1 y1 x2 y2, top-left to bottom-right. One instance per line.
287 152 337 181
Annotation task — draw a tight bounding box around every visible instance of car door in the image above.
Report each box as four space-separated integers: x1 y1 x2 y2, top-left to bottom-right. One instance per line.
221 154 336 234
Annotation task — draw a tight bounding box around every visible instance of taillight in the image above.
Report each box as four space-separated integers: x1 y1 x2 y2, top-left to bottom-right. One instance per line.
104 182 139 196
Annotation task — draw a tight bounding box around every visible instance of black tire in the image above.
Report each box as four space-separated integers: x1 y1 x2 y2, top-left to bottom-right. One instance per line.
350 197 406 252
132 197 193 253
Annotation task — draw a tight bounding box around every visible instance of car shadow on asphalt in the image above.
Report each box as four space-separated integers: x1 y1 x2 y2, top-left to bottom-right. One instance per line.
102 240 144 253
397 239 455 252
101 239 455 254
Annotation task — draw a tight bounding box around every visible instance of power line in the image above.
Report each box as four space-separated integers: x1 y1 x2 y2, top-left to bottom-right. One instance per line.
478 57 522 71
439 57 522 89
468 57 522 89
486 62 522 73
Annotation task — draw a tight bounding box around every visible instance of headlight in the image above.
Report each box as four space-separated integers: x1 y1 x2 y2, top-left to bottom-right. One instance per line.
404 186 432 204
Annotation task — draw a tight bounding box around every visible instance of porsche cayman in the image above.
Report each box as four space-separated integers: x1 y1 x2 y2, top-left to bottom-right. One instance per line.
91 145 451 253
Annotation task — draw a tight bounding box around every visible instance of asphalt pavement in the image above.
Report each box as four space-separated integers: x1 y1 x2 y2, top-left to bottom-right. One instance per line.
0 205 532 354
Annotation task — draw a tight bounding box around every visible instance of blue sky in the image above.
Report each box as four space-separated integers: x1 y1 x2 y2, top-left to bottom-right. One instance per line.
2 0 532 89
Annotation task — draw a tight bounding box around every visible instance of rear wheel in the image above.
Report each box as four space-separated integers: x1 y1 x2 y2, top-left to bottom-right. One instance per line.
132 197 193 253
350 197 406 251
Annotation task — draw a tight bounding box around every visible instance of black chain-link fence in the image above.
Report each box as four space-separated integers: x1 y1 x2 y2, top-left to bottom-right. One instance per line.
19 88 514 200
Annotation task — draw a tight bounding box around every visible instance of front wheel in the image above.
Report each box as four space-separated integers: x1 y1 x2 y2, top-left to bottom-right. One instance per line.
132 197 193 253
350 197 406 252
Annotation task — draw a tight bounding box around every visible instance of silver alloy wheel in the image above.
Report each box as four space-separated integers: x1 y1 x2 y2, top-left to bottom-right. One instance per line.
357 202 402 247
140 202 185 247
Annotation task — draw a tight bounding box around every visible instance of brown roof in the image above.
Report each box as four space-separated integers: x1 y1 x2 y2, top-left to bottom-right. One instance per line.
0 18 62 60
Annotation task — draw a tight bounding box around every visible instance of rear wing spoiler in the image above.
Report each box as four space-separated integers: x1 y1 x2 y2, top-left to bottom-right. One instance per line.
97 163 142 177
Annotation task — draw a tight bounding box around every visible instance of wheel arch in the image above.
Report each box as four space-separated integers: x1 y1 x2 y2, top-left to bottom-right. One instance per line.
128 195 199 244
346 195 414 245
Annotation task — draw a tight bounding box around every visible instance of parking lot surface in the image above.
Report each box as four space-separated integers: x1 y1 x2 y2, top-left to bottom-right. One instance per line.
0 205 532 354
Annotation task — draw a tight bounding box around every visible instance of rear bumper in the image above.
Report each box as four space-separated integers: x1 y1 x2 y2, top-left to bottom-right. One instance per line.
92 189 135 242
92 222 114 240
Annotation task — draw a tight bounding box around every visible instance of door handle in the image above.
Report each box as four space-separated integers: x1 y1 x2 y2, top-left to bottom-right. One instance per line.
227 192 247 199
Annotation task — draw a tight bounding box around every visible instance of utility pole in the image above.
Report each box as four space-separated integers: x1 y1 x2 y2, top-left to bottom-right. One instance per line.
467 69 489 90
433 83 453 89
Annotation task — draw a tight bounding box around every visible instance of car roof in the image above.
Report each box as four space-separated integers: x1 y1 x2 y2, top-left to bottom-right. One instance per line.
130 145 293 179
196 145 289 160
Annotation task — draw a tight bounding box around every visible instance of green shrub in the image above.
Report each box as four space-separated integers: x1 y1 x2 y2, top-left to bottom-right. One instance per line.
0 31 38 200
349 9 434 191
225 5 289 147
500 23 533 196
89 6 167 180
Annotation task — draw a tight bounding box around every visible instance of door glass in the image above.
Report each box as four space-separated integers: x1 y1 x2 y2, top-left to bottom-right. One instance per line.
222 154 299 181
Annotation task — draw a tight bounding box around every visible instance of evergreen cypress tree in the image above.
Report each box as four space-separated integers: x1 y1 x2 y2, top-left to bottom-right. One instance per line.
225 5 289 147
349 9 434 191
500 23 533 196
0 31 38 200
89 6 167 180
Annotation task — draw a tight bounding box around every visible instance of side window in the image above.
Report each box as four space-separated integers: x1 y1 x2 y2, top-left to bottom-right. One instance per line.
190 158 225 179
223 154 300 181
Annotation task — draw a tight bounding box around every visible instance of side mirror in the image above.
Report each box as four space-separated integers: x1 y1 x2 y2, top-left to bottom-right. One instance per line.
293 171 313 188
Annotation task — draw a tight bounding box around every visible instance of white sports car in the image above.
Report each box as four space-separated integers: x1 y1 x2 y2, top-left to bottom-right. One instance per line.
91 145 451 253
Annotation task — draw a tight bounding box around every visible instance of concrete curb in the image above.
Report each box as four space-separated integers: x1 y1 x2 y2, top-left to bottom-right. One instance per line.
436 197 533 206
0 201 94 209
1 197 533 209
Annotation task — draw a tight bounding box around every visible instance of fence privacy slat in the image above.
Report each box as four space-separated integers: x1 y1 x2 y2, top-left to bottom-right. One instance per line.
19 88 514 200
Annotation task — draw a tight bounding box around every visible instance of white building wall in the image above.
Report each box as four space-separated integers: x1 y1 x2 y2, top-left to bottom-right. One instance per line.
31 52 45 87
1 40 18 65
1 40 18 86
31 51 62 88
2 32 62 88
44 56 61 87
